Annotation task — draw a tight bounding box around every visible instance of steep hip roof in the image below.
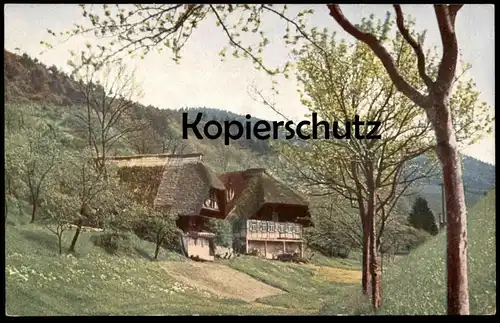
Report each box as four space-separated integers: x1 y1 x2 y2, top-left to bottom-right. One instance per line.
107 153 225 216
154 158 225 215
219 168 313 226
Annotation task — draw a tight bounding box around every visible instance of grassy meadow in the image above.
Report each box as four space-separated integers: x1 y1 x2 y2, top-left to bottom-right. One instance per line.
5 189 496 315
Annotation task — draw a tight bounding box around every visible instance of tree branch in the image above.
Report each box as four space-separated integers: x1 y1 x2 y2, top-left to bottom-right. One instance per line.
327 4 428 108
433 5 461 91
393 5 434 89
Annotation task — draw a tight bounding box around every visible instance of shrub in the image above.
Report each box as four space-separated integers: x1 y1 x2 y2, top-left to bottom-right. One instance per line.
91 232 134 256
208 218 233 247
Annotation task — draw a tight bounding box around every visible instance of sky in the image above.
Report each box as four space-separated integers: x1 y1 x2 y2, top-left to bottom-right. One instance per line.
4 4 495 165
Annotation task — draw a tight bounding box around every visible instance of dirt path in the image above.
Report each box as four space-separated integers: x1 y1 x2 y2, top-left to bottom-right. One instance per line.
159 261 285 302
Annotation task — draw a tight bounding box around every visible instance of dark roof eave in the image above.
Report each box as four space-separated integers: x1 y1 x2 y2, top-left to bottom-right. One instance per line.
264 201 309 208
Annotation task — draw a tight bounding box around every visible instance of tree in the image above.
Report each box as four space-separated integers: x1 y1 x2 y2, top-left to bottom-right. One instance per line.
45 5 315 79
124 120 162 155
5 117 61 223
326 5 493 314
270 28 424 306
49 3 492 314
69 59 144 171
272 18 485 308
59 149 115 253
208 218 233 248
161 133 188 155
305 197 362 259
40 190 79 255
409 196 439 236
133 206 179 260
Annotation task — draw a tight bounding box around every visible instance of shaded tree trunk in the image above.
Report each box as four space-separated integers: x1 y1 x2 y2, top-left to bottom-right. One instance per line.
69 219 83 253
366 165 381 310
58 232 63 255
369 209 381 310
361 215 371 296
31 202 37 223
154 241 161 259
154 229 164 259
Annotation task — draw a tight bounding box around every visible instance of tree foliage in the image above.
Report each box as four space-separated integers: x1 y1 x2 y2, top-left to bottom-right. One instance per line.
39 190 79 255
326 5 493 314
273 15 490 308
5 112 62 223
69 59 144 171
208 218 233 248
44 4 321 92
132 206 179 259
408 196 439 236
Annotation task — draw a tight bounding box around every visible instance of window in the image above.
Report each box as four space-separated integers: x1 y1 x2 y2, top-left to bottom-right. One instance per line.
226 187 235 202
272 212 279 222
279 223 285 233
287 223 294 233
259 221 267 232
295 224 301 233
204 191 218 210
268 222 275 232
250 221 257 232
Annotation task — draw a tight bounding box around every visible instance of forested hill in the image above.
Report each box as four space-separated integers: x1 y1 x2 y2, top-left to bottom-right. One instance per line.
4 48 496 209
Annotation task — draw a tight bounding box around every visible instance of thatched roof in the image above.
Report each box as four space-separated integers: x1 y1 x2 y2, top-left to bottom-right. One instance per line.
154 160 225 215
107 153 225 216
220 168 312 226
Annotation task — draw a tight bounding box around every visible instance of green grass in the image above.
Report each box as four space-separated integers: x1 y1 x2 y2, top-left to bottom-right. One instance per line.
5 204 360 316
225 255 361 312
6 189 495 315
321 188 496 315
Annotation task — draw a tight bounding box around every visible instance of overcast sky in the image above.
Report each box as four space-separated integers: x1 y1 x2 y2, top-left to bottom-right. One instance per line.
5 4 495 165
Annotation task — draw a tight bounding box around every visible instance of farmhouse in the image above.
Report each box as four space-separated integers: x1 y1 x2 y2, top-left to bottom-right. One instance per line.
219 168 313 259
107 153 227 261
107 153 313 261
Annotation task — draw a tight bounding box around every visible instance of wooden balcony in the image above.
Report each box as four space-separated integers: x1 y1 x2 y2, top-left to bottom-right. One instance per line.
234 219 303 241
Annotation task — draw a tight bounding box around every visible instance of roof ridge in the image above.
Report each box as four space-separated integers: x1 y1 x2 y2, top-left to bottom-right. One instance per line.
106 153 203 161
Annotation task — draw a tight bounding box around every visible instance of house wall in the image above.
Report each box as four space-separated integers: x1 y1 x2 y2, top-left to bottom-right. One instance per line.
182 235 214 261
233 219 303 240
247 240 302 259
231 219 304 259
177 216 210 232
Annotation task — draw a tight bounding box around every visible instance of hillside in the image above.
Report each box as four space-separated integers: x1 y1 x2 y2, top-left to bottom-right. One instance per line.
5 199 362 315
4 49 495 210
4 48 496 316
5 185 495 315
321 188 496 315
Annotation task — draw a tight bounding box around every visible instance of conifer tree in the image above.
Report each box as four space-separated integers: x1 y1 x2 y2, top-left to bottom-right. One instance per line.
409 196 438 235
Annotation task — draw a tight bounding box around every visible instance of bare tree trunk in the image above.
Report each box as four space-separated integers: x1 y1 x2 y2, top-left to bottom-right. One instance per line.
154 243 160 259
154 236 165 260
366 165 381 310
435 102 469 315
69 219 83 253
361 215 371 296
31 202 37 223
327 4 470 314
369 218 381 310
154 229 164 260
58 232 63 255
